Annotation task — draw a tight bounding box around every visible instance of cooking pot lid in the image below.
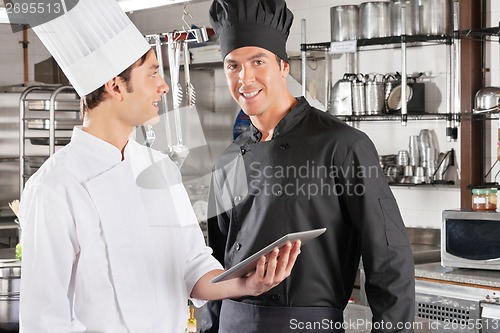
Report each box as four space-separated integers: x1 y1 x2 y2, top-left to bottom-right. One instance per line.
387 84 413 110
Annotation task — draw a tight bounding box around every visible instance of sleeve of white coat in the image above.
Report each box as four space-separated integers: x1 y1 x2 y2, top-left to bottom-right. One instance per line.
183 225 223 307
19 183 79 333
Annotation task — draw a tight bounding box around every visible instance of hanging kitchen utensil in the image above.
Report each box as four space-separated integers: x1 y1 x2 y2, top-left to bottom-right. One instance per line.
167 32 189 168
184 41 196 107
147 34 172 151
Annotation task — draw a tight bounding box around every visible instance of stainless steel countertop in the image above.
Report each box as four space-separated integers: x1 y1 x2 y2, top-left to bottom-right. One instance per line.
415 262 500 288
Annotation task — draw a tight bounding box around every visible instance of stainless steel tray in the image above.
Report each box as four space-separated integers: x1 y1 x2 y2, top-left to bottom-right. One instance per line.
24 156 48 168
27 100 80 111
27 119 80 130
29 138 71 146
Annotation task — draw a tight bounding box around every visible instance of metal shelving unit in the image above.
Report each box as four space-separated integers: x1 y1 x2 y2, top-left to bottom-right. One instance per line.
457 25 500 43
300 33 457 138
303 34 452 51
457 23 500 190
19 85 80 195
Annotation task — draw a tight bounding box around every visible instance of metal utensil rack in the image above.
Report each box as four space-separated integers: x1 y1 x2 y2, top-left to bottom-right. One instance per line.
144 26 208 158
300 31 455 128
19 85 79 195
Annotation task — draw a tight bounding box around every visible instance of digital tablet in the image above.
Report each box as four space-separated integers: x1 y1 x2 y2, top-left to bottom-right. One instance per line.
210 228 327 283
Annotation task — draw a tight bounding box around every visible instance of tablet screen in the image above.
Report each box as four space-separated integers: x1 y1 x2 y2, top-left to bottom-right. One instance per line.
210 228 327 283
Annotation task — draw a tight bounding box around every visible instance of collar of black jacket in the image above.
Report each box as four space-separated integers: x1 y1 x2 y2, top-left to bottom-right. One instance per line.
249 97 309 142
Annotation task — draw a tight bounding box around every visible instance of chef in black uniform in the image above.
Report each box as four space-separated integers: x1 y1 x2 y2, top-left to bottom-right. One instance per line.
202 0 415 332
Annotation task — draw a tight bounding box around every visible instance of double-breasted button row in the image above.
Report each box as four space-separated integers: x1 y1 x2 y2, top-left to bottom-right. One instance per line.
280 143 289 150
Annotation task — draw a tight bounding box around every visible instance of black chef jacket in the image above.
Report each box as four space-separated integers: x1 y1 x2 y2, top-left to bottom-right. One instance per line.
202 97 415 333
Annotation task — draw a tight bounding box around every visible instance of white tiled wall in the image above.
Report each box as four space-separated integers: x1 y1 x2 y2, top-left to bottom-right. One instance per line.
0 25 51 87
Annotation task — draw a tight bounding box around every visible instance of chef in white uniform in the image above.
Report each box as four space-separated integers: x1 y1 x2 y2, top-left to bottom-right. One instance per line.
17 1 301 332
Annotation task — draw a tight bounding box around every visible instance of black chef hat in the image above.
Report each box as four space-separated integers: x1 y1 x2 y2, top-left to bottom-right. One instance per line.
209 0 294 61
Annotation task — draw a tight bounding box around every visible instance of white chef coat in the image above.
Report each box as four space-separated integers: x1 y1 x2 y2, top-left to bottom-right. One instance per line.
19 127 222 333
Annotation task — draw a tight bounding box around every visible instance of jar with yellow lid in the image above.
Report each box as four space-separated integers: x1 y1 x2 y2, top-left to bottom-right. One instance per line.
471 188 497 211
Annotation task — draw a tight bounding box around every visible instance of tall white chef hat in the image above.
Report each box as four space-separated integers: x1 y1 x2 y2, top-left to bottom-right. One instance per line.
18 0 150 97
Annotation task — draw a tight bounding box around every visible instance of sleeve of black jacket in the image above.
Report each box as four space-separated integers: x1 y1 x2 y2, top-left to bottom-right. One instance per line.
200 173 229 333
338 135 415 332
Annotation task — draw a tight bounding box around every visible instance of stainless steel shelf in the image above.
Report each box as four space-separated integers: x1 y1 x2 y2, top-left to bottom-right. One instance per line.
26 100 79 112
301 34 453 52
457 25 500 43
0 157 19 163
26 118 80 130
389 182 457 188
335 113 451 122
333 112 500 122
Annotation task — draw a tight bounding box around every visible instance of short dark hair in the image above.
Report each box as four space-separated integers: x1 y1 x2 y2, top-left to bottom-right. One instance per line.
276 54 284 69
80 51 150 118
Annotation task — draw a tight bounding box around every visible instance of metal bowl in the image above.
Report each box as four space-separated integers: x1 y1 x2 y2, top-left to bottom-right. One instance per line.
474 87 500 112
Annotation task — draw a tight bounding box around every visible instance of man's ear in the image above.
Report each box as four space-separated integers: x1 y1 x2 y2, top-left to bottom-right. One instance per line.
103 77 125 100
281 60 290 79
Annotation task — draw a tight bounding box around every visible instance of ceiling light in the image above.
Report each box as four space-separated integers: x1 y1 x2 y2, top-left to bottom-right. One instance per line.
0 1 192 25
117 0 191 13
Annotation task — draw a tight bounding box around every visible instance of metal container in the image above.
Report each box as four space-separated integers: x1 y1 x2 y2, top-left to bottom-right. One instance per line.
330 5 359 41
352 81 367 115
359 1 391 39
365 74 385 114
474 87 500 112
418 0 452 36
0 262 21 331
390 0 419 36
329 74 355 116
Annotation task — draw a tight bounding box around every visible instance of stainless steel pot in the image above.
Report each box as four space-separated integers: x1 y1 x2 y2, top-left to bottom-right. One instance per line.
330 5 359 41
390 0 419 36
352 74 367 115
359 1 391 39
329 74 355 116
418 0 452 35
365 74 385 115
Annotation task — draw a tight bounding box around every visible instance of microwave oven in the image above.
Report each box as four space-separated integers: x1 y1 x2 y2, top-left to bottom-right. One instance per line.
442 210 500 270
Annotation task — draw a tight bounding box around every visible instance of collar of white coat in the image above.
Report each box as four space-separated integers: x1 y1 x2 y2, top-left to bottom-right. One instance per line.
71 126 124 166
